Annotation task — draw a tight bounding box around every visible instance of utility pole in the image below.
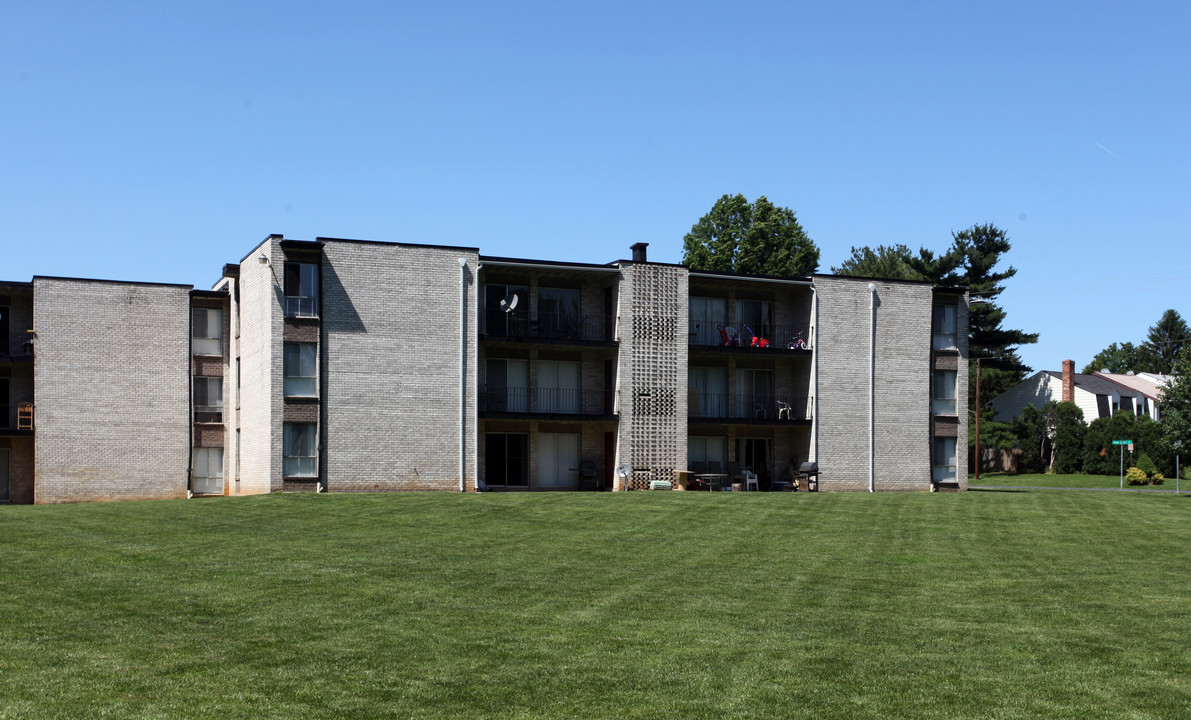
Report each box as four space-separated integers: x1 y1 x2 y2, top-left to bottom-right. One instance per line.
973 356 1003 484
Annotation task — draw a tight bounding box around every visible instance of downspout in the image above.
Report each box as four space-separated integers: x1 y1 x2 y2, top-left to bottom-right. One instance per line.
810 284 818 464
187 296 194 499
459 258 468 492
868 283 876 493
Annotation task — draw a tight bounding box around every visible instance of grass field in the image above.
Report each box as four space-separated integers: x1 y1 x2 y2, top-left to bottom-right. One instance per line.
2 490 1189 719
974 472 1185 491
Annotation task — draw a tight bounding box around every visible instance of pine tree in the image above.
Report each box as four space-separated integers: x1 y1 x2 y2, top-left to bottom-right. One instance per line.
1139 309 1190 374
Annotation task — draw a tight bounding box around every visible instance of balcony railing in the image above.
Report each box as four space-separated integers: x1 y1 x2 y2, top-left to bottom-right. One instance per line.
1 332 36 358
479 385 614 416
688 393 812 421
285 296 319 318
195 406 223 424
482 310 609 344
688 322 813 350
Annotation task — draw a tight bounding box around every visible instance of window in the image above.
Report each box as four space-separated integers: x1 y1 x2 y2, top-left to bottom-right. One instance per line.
538 288 581 337
192 448 223 494
736 300 773 341
689 297 727 345
485 433 528 486
736 437 771 481
193 447 223 477
933 436 957 483
735 368 774 418
284 423 318 477
0 305 8 355
194 377 223 423
484 283 528 337
688 436 727 468
689 367 727 417
538 432 580 488
284 342 317 397
192 308 223 355
933 304 957 350
485 358 528 412
537 360 580 413
0 447 9 502
0 377 8 429
933 370 957 415
284 262 319 317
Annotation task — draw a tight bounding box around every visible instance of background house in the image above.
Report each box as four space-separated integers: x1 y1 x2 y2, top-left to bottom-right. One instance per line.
1091 371 1169 421
990 359 1153 422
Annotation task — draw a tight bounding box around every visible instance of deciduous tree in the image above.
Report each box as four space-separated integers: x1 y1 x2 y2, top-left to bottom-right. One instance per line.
682 194 819 277
1082 342 1142 374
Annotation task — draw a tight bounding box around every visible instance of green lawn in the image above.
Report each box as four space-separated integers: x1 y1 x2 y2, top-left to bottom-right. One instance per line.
975 472 1185 491
2 491 1189 719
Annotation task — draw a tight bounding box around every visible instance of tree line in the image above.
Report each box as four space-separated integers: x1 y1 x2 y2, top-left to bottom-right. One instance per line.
1083 309 1190 375
681 193 1038 412
679 193 1191 480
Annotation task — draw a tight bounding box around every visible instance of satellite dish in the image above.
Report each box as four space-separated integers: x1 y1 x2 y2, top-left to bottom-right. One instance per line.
616 464 630 479
500 293 519 313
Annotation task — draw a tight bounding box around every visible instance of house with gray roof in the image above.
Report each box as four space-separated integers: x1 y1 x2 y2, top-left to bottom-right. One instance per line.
990 359 1155 423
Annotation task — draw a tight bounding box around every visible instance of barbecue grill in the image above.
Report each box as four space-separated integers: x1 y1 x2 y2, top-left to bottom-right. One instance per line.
796 461 819 491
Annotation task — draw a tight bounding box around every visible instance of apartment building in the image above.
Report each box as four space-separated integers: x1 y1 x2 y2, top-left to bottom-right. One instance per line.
1 235 968 503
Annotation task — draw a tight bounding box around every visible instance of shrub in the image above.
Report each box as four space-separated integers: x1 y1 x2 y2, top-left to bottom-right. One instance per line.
1137 452 1159 477
1125 466 1148 485
1151 472 1165 485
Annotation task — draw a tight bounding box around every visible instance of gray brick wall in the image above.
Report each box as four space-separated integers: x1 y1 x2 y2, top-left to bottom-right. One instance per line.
33 277 191 503
814 276 935 491
321 241 478 491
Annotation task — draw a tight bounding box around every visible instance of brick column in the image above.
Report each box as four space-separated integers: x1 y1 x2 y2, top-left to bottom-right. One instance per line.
1061 359 1074 403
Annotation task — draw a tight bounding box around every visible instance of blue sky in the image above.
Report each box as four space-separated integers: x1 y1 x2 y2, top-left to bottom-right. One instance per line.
3 1 1188 374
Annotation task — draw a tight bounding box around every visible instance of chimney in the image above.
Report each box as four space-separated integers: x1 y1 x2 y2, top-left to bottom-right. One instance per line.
1062 359 1074 403
630 242 648 263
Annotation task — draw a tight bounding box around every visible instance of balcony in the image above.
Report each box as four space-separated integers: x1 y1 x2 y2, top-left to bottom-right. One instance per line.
688 394 812 423
482 310 611 345
0 402 35 434
479 385 615 418
688 322 813 351
0 332 36 360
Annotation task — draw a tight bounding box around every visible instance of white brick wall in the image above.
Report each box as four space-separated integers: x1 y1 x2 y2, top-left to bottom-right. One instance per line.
237 236 281 494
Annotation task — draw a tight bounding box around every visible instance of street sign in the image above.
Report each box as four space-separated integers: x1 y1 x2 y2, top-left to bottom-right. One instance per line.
1112 439 1132 445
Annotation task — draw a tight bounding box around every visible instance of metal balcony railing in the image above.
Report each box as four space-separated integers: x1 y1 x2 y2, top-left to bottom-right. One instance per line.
482 310 609 344
194 406 224 424
688 393 812 421
688 322 813 350
284 296 319 318
479 385 614 416
1 332 36 357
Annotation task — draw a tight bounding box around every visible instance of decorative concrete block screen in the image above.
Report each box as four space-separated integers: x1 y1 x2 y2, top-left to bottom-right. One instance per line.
620 264 687 489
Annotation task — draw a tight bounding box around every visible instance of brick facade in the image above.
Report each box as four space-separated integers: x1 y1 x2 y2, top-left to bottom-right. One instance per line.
32 277 191 503
5 236 966 503
814 276 937 491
